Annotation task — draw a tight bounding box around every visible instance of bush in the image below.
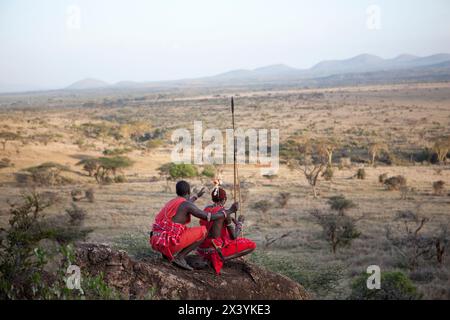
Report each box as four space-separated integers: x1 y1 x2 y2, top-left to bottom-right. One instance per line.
0 192 92 299
252 200 272 214
65 203 87 226
0 131 21 150
21 162 72 186
102 147 132 156
71 189 84 202
349 271 421 300
384 175 407 191
379 173 388 184
327 195 356 215
71 188 95 202
276 192 291 208
432 181 445 196
168 163 198 179
0 158 14 169
310 209 361 254
339 157 352 169
78 156 134 183
85 188 95 202
114 175 126 183
201 165 216 178
145 139 163 150
356 168 366 180
322 166 334 181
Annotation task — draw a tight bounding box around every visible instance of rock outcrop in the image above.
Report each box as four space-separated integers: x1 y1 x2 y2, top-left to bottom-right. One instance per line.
75 243 310 300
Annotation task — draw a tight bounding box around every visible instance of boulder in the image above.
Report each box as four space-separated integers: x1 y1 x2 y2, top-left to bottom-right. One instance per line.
75 243 310 300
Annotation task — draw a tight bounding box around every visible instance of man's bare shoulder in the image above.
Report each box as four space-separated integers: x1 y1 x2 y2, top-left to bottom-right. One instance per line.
179 200 195 211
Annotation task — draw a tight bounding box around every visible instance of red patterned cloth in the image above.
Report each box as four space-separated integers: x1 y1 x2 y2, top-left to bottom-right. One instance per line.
197 205 256 274
150 197 188 261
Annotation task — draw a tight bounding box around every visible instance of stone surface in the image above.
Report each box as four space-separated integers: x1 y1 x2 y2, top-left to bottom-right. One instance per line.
76 243 310 300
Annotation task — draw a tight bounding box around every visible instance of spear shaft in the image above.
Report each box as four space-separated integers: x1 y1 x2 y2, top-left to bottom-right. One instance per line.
231 97 237 221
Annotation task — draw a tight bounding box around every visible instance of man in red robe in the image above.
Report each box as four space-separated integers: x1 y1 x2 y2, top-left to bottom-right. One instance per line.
150 180 238 270
197 187 256 274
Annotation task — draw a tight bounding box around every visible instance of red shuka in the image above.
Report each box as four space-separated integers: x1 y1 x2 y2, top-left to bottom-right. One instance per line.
150 197 188 261
197 205 256 274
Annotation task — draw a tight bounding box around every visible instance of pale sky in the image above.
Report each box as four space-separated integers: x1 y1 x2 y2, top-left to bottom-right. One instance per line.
1 0 450 90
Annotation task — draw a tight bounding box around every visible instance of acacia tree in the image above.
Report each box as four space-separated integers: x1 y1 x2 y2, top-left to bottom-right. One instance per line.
76 158 100 177
0 132 20 150
285 138 326 198
317 138 339 167
432 136 450 164
386 210 449 269
368 141 388 166
310 209 361 254
77 156 133 183
299 162 326 198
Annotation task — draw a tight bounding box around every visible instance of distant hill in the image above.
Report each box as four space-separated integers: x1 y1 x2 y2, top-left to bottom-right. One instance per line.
205 53 450 83
66 78 110 90
309 54 386 76
41 53 450 94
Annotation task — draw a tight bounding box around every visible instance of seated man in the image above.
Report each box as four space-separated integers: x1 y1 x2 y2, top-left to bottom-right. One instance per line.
197 187 256 274
150 180 238 270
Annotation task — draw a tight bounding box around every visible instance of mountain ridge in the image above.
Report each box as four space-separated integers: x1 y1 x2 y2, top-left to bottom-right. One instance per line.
3 53 449 94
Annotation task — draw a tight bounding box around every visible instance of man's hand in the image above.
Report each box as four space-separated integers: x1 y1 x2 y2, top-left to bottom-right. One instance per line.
229 202 239 213
196 187 206 198
232 215 245 225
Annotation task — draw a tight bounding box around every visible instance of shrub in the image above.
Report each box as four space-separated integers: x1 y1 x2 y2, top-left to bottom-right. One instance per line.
102 147 132 156
322 166 334 181
432 136 450 164
349 271 421 300
379 173 388 184
339 157 352 169
71 189 84 201
384 175 407 191
168 163 198 179
310 209 361 254
252 200 272 214
201 165 216 178
21 162 72 186
145 139 163 150
432 180 445 196
85 188 95 202
327 195 356 216
0 192 53 299
65 203 87 226
386 211 449 268
356 168 366 180
114 175 126 183
0 158 14 169
0 131 21 150
276 192 291 208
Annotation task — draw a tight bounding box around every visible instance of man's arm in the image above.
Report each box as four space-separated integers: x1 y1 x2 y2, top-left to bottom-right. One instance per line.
225 215 244 240
186 201 238 221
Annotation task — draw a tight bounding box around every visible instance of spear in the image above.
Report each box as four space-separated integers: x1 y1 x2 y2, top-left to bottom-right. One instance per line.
231 97 243 235
231 97 237 221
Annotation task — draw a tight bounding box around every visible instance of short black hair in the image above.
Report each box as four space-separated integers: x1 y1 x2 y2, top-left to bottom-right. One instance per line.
176 180 190 197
